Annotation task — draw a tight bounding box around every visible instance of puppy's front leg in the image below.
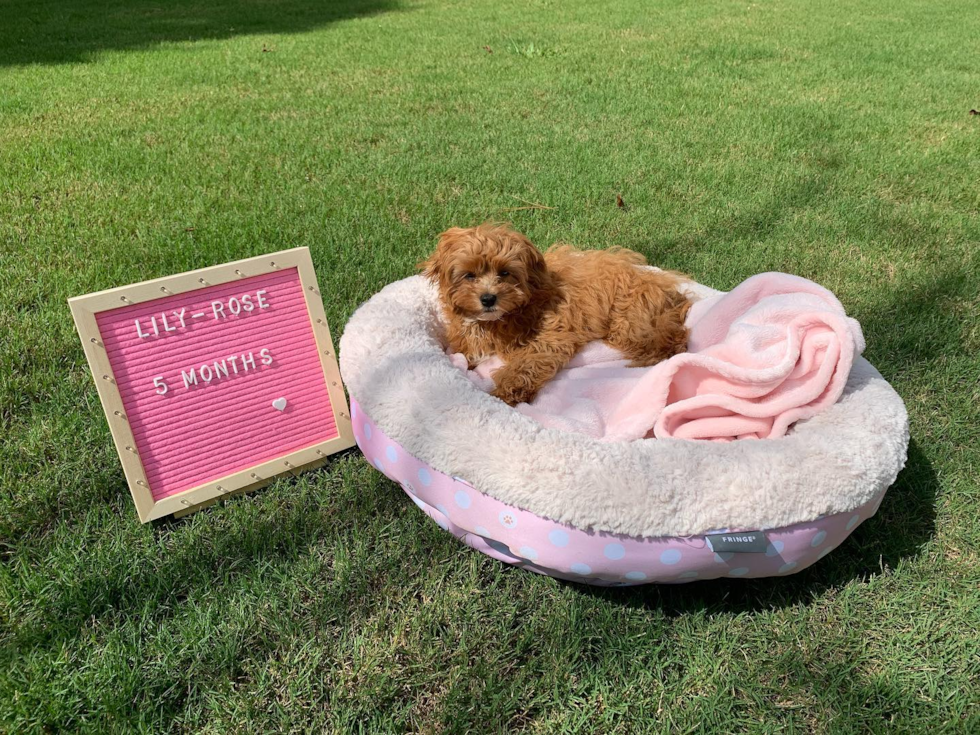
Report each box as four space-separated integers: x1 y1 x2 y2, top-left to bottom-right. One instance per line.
491 340 583 406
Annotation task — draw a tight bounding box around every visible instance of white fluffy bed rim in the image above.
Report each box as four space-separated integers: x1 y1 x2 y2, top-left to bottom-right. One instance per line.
339 276 909 539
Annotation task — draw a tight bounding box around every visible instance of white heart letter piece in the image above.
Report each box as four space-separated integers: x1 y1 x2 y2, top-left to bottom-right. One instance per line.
272 397 287 412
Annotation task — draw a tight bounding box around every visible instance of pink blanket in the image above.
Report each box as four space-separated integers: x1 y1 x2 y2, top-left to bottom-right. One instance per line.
452 272 864 442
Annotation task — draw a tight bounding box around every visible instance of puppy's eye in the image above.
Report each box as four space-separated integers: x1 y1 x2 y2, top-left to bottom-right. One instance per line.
463 273 476 281
499 270 510 278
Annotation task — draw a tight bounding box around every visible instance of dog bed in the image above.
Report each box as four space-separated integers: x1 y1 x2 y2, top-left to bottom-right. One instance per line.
339 276 909 585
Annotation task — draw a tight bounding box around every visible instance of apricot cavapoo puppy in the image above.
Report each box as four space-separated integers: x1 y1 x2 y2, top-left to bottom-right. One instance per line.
421 224 691 406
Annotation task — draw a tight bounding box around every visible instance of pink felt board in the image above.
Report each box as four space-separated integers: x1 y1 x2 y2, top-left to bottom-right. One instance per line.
95 268 338 500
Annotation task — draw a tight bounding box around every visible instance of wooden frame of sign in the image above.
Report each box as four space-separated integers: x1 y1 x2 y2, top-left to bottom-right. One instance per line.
69 248 355 522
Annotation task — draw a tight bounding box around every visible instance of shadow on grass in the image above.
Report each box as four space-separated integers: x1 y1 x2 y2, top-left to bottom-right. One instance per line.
641 172 839 269
1 0 402 67
3 452 388 648
856 260 976 373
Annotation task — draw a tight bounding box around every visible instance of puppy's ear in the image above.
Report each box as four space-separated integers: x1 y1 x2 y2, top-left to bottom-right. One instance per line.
509 230 548 289
419 227 468 282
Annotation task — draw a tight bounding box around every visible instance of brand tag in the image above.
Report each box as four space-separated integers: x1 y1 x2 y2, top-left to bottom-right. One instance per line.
705 530 768 553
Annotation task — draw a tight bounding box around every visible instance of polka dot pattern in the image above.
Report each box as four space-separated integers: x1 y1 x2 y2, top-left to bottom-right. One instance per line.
548 530 570 547
660 549 682 565
352 399 885 587
604 543 626 560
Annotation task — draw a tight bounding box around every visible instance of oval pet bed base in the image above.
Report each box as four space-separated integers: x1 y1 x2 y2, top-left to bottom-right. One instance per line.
340 276 909 585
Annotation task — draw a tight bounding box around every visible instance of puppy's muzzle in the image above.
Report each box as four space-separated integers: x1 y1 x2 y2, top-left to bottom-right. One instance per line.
480 293 497 309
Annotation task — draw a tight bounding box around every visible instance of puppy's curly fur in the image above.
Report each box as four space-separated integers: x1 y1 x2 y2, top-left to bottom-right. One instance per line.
421 224 691 406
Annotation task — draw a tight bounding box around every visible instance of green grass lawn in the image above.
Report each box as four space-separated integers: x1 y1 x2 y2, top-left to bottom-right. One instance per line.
2 0 979 730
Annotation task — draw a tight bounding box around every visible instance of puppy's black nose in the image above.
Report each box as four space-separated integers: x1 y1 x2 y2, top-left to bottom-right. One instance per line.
480 293 497 308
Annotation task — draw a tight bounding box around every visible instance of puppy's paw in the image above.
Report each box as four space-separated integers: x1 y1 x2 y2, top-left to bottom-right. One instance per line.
490 381 537 407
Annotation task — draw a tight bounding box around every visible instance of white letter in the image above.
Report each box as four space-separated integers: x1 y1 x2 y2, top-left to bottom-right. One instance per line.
241 352 256 371
135 319 150 339
211 300 225 319
259 347 272 366
241 294 253 312
213 359 229 379
181 368 198 388
173 308 186 328
256 290 269 309
160 312 176 332
152 376 168 395
199 364 213 383
227 355 239 374
150 315 160 336
228 297 241 315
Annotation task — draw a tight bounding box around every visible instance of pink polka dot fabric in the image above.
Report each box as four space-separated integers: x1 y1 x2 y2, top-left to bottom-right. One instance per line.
352 400 883 586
